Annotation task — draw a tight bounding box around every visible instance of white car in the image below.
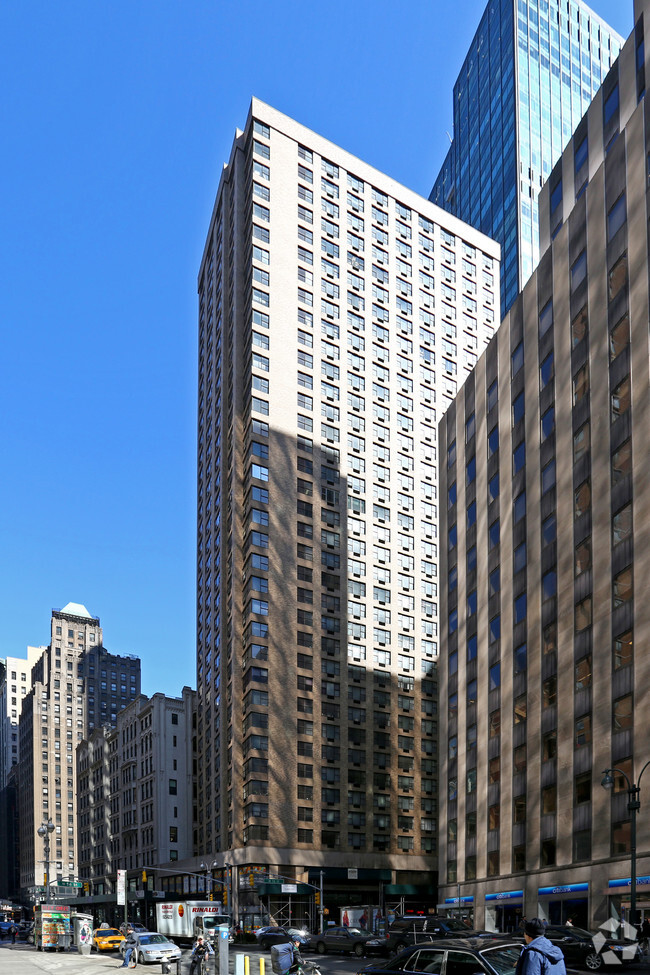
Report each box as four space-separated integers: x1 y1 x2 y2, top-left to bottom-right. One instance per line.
120 932 182 965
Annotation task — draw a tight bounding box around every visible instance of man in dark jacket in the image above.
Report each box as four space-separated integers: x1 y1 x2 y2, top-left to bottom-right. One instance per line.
515 919 567 975
120 927 138 968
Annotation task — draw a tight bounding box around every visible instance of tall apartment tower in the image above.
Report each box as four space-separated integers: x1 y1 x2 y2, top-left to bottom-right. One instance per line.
196 98 499 915
18 603 141 894
438 0 649 932
430 0 623 318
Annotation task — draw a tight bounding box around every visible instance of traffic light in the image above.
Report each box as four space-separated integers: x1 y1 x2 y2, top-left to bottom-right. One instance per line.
314 892 320 905
142 870 147 884
222 888 228 906
249 873 255 887
83 882 89 894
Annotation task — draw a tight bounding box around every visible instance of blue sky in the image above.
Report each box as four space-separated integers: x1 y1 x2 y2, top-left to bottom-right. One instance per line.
0 0 631 696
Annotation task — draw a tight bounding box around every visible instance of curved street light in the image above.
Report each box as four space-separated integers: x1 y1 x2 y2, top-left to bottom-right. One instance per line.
37 819 56 902
601 759 650 927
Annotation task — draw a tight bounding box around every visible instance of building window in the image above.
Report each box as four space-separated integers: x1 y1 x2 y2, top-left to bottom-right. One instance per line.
575 538 591 575
613 566 633 608
571 251 587 292
539 299 553 337
541 839 556 866
169 780 177 795
613 630 633 670
608 254 628 301
613 694 633 732
540 351 554 389
575 597 592 632
612 440 632 485
575 714 592 748
550 180 562 215
610 314 630 361
573 365 589 406
604 84 619 125
608 194 627 241
575 655 592 690
573 423 590 462
513 441 525 474
571 306 588 347
611 376 631 422
613 504 632 546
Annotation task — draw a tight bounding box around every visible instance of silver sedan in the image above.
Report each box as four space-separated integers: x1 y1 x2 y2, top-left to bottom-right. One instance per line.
120 932 183 964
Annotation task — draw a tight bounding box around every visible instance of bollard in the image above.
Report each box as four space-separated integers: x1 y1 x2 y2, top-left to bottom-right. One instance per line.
260 958 265 975
244 955 250 975
235 953 246 975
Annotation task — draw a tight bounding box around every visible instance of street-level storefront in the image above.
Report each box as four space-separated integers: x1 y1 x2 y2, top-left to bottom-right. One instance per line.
607 875 650 927
537 884 589 927
484 890 523 933
436 895 474 926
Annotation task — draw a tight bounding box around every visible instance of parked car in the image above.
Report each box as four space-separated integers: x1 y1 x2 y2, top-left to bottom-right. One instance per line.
92 927 125 952
357 936 524 975
315 926 387 956
257 926 312 949
18 921 34 942
543 926 641 970
119 932 182 965
119 921 149 935
385 917 489 954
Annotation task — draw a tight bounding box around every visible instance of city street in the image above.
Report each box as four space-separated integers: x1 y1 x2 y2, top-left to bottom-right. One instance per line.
0 942 368 975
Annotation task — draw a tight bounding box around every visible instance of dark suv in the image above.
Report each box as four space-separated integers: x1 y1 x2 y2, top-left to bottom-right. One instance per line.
386 917 487 954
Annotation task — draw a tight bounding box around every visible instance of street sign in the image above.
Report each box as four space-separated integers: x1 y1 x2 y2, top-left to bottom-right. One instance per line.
117 869 126 906
281 884 298 893
58 881 83 888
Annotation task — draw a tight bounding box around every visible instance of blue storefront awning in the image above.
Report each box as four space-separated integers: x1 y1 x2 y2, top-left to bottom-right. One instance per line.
485 890 523 902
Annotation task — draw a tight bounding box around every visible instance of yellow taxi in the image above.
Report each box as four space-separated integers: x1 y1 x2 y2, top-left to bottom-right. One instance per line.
92 927 125 952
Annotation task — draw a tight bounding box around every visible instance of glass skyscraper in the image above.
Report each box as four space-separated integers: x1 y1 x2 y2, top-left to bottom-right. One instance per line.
430 0 623 317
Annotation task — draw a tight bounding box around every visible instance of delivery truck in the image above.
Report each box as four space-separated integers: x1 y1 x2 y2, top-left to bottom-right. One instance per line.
155 900 230 945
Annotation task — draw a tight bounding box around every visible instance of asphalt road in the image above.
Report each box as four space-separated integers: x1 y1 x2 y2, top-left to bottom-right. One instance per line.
0 942 368 975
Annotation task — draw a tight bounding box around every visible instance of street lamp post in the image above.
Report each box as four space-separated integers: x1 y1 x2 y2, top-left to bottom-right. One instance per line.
601 760 650 928
37 819 55 902
200 860 219 899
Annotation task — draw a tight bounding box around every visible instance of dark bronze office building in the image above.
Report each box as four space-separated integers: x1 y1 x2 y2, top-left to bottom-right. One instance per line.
438 0 650 933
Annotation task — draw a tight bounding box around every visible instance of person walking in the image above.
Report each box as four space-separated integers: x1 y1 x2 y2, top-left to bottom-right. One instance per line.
9 924 17 945
515 919 567 975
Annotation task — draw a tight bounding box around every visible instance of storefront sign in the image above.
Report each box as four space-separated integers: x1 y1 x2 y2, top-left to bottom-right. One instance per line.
444 896 474 904
608 876 650 888
538 884 589 895
486 890 523 901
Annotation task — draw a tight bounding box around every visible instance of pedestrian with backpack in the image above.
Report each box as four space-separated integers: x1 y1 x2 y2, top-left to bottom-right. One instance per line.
271 937 304 975
515 919 567 975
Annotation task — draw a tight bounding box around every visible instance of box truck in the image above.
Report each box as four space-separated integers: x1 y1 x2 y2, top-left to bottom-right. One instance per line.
155 900 230 945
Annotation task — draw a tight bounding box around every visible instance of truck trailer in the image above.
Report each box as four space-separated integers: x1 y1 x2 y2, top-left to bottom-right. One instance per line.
155 900 229 945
